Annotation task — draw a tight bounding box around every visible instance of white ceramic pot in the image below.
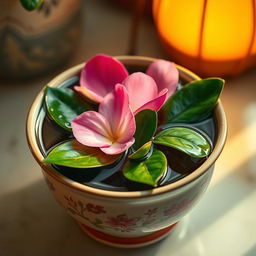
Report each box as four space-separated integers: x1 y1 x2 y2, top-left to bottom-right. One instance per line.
26 56 227 248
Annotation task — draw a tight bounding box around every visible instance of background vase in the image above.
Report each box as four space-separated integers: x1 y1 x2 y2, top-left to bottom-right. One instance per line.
0 0 81 80
153 0 256 77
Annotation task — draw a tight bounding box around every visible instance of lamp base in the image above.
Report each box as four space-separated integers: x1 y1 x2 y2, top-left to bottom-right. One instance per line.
77 222 178 248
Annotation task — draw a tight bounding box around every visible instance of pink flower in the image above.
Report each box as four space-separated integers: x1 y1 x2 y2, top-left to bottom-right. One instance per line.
144 208 158 217
122 72 168 114
72 84 135 155
64 196 77 210
75 54 178 114
164 199 191 217
106 214 138 230
86 203 106 214
75 54 128 103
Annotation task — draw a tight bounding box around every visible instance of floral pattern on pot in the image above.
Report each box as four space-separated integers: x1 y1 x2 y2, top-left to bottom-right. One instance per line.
64 196 106 215
164 199 192 217
106 214 139 232
42 165 212 235
62 195 195 232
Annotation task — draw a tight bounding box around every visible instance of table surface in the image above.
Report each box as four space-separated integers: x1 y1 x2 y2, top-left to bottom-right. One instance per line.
1 1 256 255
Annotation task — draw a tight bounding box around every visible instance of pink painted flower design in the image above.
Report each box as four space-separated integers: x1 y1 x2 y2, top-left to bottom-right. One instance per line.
64 196 77 210
86 203 106 214
144 208 158 218
164 199 191 217
75 54 178 114
106 214 138 231
72 84 135 155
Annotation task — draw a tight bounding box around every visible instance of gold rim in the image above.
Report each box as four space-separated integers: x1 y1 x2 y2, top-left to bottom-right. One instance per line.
26 56 227 199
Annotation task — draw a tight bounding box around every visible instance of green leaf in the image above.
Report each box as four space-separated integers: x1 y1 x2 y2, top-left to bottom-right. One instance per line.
129 141 152 160
20 0 43 11
123 149 167 187
160 78 224 124
133 109 157 151
45 87 92 132
153 127 211 158
44 140 121 168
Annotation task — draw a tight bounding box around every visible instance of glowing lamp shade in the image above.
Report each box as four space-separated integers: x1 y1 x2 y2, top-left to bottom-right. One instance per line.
153 0 256 77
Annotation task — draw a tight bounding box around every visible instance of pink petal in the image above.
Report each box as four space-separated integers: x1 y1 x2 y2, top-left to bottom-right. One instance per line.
77 54 129 103
99 84 136 143
74 86 102 103
72 111 113 147
146 59 179 98
101 138 135 155
122 72 158 112
134 89 168 115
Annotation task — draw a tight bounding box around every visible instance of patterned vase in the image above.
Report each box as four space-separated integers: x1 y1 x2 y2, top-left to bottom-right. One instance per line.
0 0 81 80
26 56 227 248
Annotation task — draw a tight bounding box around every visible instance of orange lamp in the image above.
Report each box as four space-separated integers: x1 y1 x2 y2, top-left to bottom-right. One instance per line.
153 0 256 77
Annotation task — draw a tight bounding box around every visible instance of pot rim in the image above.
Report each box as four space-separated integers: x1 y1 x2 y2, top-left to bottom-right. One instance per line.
26 55 227 199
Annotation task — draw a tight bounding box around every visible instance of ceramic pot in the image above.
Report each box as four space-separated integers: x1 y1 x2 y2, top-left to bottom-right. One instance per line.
26 56 227 248
0 0 81 80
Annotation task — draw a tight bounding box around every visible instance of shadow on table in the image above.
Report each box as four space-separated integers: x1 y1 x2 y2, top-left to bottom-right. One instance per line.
0 178 162 256
244 243 256 256
0 153 255 256
189 152 256 234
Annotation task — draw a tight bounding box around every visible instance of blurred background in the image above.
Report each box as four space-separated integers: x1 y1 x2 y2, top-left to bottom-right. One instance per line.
1 0 256 255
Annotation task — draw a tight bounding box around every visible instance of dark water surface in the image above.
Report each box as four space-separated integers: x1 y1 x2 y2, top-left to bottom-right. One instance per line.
36 74 216 191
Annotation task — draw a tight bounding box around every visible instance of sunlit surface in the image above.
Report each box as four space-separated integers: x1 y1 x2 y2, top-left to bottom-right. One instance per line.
214 116 256 185
245 103 256 180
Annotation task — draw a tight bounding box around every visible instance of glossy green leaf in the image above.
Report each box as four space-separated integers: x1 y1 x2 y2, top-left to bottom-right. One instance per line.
133 109 157 151
123 149 167 187
129 141 152 160
45 87 92 132
153 127 211 158
44 140 121 168
160 78 224 124
20 0 43 11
